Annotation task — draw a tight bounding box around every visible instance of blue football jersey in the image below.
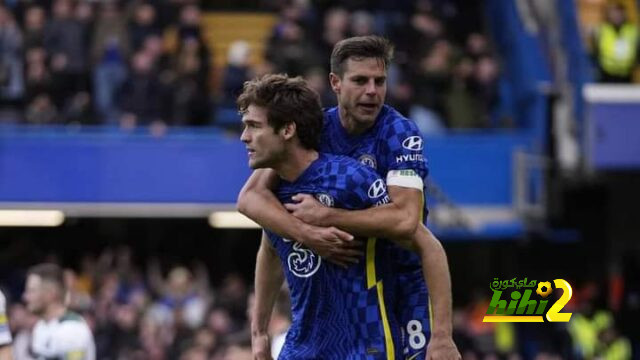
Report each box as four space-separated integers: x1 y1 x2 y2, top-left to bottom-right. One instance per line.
321 105 432 359
266 153 403 360
321 105 429 223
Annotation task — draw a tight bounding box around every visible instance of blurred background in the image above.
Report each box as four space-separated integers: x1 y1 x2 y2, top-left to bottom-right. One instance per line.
0 0 639 358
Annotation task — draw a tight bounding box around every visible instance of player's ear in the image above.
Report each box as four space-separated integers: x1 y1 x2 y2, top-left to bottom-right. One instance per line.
281 121 296 141
329 72 341 94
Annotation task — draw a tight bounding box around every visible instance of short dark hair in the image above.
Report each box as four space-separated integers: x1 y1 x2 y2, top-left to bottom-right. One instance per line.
237 74 322 150
330 35 394 77
27 263 65 292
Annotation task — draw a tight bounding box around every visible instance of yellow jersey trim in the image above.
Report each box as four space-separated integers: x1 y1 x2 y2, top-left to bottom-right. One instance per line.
366 237 395 360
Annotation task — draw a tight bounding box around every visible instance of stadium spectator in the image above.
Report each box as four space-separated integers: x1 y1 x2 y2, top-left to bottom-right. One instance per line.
129 3 161 52
192 326 218 355
147 262 211 331
410 38 453 132
22 5 45 50
443 57 474 129
468 55 500 126
265 20 320 76
591 2 639 82
599 324 632 359
177 4 204 45
317 7 350 70
221 40 251 106
23 263 96 360
0 4 24 117
44 0 89 109
464 32 491 61
92 1 130 124
395 10 445 68
24 94 57 124
169 35 211 125
304 67 337 108
350 10 375 37
118 50 167 129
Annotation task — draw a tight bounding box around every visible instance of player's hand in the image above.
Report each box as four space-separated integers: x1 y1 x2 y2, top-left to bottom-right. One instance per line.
252 332 273 360
285 194 329 226
425 334 461 360
299 224 363 268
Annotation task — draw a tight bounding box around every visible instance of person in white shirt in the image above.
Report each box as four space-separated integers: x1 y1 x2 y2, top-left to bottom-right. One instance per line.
23 263 95 360
0 289 13 360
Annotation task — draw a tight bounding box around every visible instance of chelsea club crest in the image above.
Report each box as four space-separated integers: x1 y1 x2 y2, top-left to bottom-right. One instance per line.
358 154 377 169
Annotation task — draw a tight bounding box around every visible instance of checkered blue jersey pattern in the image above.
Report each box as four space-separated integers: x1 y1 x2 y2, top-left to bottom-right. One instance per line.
321 105 429 220
321 105 429 269
322 106 432 359
265 153 402 360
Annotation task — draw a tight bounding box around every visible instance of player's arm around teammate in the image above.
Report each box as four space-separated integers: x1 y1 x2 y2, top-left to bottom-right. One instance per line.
240 170 460 359
251 232 285 360
238 169 362 267
287 185 460 360
287 184 421 243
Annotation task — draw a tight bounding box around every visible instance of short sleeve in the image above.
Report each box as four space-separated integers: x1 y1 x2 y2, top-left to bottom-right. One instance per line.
381 118 429 180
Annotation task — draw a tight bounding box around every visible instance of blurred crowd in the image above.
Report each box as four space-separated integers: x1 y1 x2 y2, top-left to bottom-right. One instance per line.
0 0 506 132
0 245 636 359
260 0 504 132
3 246 263 360
0 0 638 132
0 0 211 131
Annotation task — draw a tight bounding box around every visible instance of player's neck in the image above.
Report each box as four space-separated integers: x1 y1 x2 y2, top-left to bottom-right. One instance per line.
338 106 372 135
43 303 66 322
274 148 319 182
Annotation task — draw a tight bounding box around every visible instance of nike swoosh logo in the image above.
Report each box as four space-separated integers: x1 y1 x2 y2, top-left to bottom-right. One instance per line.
407 351 424 360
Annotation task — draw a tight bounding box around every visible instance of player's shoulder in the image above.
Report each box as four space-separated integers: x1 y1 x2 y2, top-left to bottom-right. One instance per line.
56 313 92 341
322 106 338 125
317 153 376 178
58 312 91 334
325 156 384 199
377 105 420 135
323 106 339 118
0 290 5 309
320 152 359 166
32 318 48 334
